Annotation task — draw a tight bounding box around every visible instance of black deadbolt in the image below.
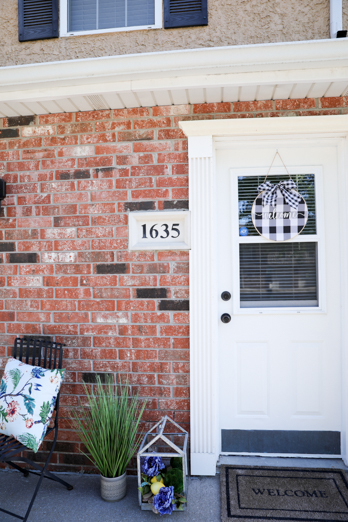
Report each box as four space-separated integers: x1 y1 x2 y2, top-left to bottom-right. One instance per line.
221 313 231 323
221 291 231 301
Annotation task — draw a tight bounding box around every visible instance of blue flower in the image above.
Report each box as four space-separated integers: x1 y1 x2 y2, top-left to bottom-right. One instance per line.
153 486 175 515
31 368 45 379
141 454 165 477
34 383 42 391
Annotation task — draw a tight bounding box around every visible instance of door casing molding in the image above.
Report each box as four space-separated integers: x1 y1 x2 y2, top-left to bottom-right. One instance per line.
180 115 348 476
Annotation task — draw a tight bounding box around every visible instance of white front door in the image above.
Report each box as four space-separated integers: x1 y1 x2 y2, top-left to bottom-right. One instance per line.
217 140 341 456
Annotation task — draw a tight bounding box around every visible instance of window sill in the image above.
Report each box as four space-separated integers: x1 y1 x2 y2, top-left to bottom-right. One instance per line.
61 25 161 37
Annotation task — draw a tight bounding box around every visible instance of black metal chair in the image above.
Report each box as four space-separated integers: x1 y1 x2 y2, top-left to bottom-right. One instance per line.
0 337 73 521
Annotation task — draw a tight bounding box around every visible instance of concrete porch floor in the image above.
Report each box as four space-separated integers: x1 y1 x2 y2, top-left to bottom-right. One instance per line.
0 457 347 522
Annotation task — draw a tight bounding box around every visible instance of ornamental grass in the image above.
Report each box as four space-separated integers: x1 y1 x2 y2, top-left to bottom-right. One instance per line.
70 375 146 478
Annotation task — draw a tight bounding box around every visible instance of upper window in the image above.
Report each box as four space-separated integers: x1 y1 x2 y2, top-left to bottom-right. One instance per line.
68 0 155 32
60 0 161 35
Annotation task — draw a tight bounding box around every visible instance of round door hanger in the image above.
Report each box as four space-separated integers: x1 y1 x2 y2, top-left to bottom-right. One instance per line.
251 180 308 241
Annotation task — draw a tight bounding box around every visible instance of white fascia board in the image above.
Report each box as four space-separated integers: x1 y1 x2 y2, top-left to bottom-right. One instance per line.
180 114 348 137
0 38 348 103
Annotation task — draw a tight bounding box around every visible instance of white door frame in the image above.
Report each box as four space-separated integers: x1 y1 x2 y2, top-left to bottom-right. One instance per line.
179 115 348 476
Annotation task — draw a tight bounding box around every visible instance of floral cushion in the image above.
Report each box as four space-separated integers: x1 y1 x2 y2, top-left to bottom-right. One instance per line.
0 357 65 453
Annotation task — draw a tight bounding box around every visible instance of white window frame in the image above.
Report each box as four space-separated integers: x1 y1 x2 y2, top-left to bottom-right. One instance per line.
231 165 325 315
60 0 162 37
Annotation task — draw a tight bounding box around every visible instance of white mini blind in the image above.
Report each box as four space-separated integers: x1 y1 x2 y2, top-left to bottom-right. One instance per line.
238 173 318 308
239 242 318 307
68 0 155 31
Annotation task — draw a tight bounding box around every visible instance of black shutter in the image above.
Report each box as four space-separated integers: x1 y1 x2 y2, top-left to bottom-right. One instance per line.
18 0 59 42
164 0 208 29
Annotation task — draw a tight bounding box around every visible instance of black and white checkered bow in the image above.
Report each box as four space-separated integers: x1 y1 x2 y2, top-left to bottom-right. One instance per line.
257 180 302 209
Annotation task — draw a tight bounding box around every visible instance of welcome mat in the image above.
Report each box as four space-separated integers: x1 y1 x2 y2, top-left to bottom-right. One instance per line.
221 466 348 522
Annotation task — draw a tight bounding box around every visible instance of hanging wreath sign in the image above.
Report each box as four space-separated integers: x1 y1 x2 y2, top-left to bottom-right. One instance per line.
251 153 308 242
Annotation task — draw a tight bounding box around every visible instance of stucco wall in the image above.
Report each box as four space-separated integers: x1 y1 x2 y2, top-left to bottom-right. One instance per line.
0 0 331 66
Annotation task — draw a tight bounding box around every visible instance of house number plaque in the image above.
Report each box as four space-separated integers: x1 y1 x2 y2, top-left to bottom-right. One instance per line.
129 211 191 250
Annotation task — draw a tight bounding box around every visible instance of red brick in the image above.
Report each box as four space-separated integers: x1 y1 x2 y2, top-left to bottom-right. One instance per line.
9 137 43 149
20 172 54 182
54 240 90 251
157 251 189 261
132 337 171 348
159 275 189 286
77 156 113 168
93 361 131 372
156 176 188 187
173 313 189 323
116 177 154 189
95 143 131 155
117 251 154 262
233 100 273 112
117 300 155 311
131 312 170 323
0 312 15 322
275 98 316 110
78 251 115 262
118 130 154 142
119 275 157 287
91 214 127 226
158 374 189 385
91 239 127 250
41 300 77 311
5 299 39 311
57 123 93 134
39 113 73 124
193 102 231 113
153 105 190 116
93 288 130 299
119 349 157 360
134 118 171 129
0 265 17 275
19 288 53 299
113 108 150 119
160 325 189 336
43 276 79 287
42 159 76 169
133 142 171 152
22 126 55 137
19 264 54 276
158 399 189 410
55 264 91 274
131 189 169 200
54 312 89 323
131 165 168 177
78 300 115 311
133 386 171 397
76 110 111 121
41 228 75 240
320 96 348 108
92 336 131 348
157 151 189 164
172 337 189 348
0 150 20 161
43 324 79 335
53 216 89 227
41 181 76 193
77 227 113 238
172 188 189 199
18 217 52 228
17 194 51 206
55 288 92 299
22 149 56 160
8 276 41 287
95 121 131 131
7 323 41 334
132 362 171 373
17 312 51 322
80 275 117 287
90 190 127 202
79 203 115 214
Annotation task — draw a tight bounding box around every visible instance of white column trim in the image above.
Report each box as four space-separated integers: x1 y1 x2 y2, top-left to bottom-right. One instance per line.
188 135 219 476
181 115 348 474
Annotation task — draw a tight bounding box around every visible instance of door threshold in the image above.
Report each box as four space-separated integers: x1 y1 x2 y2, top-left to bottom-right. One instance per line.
217 455 348 472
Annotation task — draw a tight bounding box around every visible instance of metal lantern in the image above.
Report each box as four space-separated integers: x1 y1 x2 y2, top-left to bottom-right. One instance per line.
137 416 189 512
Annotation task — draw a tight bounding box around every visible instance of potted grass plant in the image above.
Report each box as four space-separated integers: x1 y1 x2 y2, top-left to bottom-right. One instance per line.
70 375 146 501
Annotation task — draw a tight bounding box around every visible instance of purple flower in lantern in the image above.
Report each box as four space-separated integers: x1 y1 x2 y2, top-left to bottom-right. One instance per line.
153 486 175 515
141 453 165 477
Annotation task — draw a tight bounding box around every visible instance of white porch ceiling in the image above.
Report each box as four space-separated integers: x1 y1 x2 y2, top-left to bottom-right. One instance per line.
0 38 348 117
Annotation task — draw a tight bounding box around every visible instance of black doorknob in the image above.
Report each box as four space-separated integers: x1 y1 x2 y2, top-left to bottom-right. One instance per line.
221 291 231 301
221 313 231 323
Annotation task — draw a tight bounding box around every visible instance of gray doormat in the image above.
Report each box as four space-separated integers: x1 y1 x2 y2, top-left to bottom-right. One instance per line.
221 466 348 521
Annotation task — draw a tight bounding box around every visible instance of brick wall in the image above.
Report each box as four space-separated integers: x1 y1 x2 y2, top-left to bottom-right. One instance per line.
0 96 346 472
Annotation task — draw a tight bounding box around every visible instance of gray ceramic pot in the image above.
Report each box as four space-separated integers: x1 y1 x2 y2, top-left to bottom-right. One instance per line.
100 472 127 502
